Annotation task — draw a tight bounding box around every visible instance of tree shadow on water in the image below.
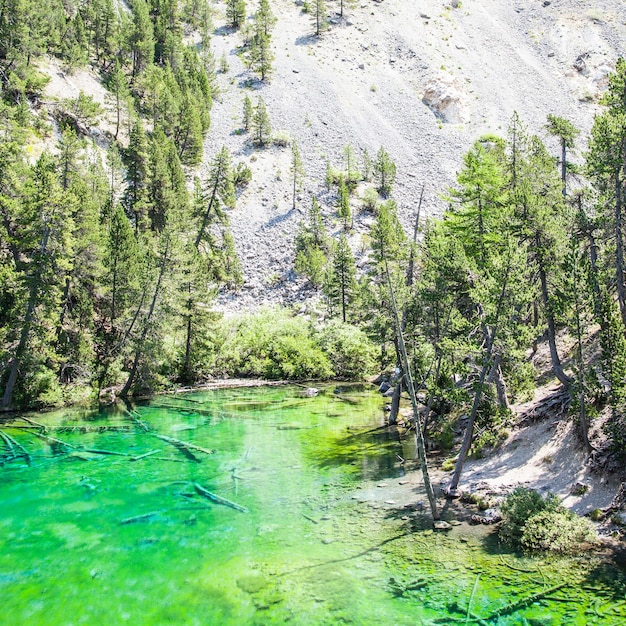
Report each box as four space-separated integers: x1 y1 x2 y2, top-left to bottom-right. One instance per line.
307 425 406 482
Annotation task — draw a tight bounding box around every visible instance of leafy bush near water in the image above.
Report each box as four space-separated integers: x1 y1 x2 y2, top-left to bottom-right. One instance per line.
218 308 376 380
500 487 597 553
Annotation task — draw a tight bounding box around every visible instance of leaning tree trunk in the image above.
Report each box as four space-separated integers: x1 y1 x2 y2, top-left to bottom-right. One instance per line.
389 192 424 426
389 374 402 425
385 260 438 520
615 172 626 328
487 354 510 411
120 239 169 398
537 237 573 386
448 254 512 494
447 340 494 494
2 225 50 409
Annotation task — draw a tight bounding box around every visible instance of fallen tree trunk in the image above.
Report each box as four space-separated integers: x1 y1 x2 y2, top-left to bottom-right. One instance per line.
84 448 130 457
120 511 163 525
129 450 161 462
0 430 31 464
194 483 248 512
155 434 214 461
31 431 75 450
485 582 568 621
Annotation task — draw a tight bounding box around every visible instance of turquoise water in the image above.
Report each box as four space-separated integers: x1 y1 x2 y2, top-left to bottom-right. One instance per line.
1 384 625 625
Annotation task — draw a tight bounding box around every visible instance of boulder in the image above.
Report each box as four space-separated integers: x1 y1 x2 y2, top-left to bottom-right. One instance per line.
378 381 391 394
422 73 470 124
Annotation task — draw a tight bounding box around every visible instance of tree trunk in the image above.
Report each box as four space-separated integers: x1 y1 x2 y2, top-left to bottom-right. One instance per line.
448 253 512 494
447 342 494 494
389 374 402 425
573 262 592 453
537 239 573 386
120 239 170 397
385 260 438 520
195 169 223 249
487 353 510 411
615 172 626 327
182 283 193 382
2 226 50 408
561 138 567 198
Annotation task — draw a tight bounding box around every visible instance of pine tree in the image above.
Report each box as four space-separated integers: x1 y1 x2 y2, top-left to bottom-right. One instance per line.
252 96 271 146
336 176 351 230
290 140 305 210
123 120 150 234
312 0 328 36
249 32 274 81
361 148 372 181
343 144 358 184
242 94 253 131
129 0 155 78
1 153 71 408
255 0 277 37
587 58 626 328
106 61 130 140
226 0 247 28
546 114 579 198
373 146 396 197
325 234 356 322
295 196 328 286
195 148 234 249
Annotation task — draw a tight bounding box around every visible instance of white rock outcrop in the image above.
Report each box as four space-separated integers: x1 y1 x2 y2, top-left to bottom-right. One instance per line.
422 73 470 124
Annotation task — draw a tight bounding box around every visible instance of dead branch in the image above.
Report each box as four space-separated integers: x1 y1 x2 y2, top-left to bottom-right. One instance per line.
193 483 248 512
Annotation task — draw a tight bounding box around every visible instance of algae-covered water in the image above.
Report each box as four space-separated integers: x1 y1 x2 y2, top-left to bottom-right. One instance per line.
1 384 626 625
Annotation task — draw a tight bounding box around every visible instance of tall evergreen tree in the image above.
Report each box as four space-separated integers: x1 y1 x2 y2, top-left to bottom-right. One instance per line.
325 234 356 322
226 0 247 28
312 0 328 36
546 114 579 198
252 96 271 146
373 146 396 198
290 140 305 210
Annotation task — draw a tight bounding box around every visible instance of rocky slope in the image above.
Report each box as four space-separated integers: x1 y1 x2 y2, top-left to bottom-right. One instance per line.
199 0 626 312
37 0 626 313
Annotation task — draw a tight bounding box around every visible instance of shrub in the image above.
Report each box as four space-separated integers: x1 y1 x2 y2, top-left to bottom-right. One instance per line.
233 162 252 187
361 187 379 212
499 487 560 546
317 320 376 379
520 510 597 553
272 131 291 147
500 487 597 553
219 308 333 380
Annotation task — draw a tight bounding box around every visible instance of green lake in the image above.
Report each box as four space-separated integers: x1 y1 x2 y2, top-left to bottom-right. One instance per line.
1 384 625 625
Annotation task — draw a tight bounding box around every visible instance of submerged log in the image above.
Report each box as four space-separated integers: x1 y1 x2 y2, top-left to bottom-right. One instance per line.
120 511 163 525
194 483 248 512
0 429 31 464
155 434 214 461
84 448 130 457
19 415 48 430
32 431 75 451
484 582 568 620
125 409 150 432
129 450 161 462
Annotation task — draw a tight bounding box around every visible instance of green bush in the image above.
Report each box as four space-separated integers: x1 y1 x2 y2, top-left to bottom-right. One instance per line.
500 487 597 553
520 510 596 553
317 321 376 379
361 187 379 212
220 308 332 380
233 162 252 188
500 487 560 546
